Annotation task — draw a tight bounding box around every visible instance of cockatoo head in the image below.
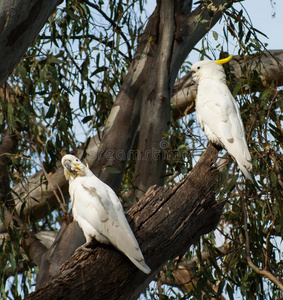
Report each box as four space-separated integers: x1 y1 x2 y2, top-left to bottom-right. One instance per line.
62 154 88 180
191 55 233 83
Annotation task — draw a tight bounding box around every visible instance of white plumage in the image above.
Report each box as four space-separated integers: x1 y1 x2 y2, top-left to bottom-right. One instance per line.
61 154 151 274
191 55 252 180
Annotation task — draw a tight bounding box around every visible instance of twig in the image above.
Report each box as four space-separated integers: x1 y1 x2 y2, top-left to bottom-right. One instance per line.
269 149 283 189
157 276 163 300
264 197 275 271
242 198 283 291
83 0 133 60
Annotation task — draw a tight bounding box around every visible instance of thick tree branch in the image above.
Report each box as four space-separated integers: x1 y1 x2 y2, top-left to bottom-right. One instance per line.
0 0 62 87
26 143 224 300
171 0 229 81
132 0 229 198
35 219 86 289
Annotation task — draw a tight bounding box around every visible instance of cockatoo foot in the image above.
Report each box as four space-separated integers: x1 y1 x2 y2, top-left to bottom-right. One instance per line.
75 241 93 253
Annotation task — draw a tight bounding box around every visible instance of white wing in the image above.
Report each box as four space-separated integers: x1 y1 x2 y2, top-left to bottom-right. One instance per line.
196 79 252 180
72 174 151 274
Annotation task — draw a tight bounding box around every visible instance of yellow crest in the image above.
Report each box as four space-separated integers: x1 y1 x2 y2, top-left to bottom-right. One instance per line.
215 54 233 65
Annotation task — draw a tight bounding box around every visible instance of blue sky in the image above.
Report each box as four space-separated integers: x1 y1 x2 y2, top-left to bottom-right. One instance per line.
239 0 282 49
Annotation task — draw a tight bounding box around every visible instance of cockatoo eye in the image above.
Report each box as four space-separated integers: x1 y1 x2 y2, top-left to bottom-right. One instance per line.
197 66 200 70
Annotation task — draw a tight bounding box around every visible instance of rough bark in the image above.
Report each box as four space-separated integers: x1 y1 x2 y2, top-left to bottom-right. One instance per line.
0 0 62 87
25 143 224 300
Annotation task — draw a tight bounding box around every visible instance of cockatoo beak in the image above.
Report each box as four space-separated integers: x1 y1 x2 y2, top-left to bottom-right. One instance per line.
65 160 75 174
191 71 198 84
215 54 233 65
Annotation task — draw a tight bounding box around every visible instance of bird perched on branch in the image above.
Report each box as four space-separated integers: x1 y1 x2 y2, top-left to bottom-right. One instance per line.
61 154 151 274
191 55 252 181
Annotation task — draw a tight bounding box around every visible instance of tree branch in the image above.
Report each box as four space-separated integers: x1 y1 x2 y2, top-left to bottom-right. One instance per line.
26 143 224 300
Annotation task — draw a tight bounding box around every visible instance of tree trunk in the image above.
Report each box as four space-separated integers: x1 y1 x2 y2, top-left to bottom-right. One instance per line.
0 0 62 87
25 143 225 300
132 0 174 198
89 9 159 192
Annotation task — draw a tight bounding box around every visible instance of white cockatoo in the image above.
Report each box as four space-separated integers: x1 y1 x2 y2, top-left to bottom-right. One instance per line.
61 154 151 274
191 55 252 181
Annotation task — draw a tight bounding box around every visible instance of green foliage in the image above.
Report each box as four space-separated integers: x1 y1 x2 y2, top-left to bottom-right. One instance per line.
0 213 36 299
1 0 283 299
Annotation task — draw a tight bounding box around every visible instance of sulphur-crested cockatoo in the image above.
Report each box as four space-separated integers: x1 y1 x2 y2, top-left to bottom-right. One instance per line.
191 55 252 181
62 154 151 274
